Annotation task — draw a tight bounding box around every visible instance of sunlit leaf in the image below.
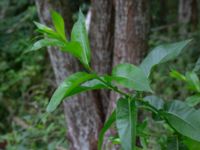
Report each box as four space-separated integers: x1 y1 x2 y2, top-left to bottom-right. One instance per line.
34 21 61 40
71 10 91 68
51 10 66 41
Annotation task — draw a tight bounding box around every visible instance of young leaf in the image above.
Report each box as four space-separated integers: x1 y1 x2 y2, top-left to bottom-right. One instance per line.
112 63 152 92
31 39 83 64
98 110 116 150
162 100 200 142
34 21 60 39
140 39 192 77
186 95 200 107
51 10 66 41
116 98 137 150
71 10 91 68
46 72 96 112
170 70 186 81
31 39 65 51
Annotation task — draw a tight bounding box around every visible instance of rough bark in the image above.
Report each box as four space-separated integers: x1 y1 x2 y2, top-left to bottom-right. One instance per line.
178 0 198 36
35 1 102 150
109 0 149 114
106 0 149 149
89 0 115 117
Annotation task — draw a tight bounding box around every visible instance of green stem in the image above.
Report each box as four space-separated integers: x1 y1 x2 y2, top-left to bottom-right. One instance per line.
87 66 129 97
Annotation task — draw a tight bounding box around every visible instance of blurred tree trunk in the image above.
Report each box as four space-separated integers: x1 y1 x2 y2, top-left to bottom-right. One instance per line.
89 0 115 117
178 0 198 36
35 0 149 149
35 1 103 150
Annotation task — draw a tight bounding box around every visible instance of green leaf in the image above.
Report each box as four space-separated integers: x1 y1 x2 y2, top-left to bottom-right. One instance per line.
112 63 152 92
170 70 186 81
185 72 200 92
51 10 66 41
162 100 200 142
71 10 91 68
98 110 116 150
46 72 96 112
34 21 60 40
67 78 108 97
31 39 65 51
183 137 200 150
116 98 137 150
61 41 83 62
186 95 200 107
140 40 192 77
30 39 84 65
143 95 164 110
62 41 91 68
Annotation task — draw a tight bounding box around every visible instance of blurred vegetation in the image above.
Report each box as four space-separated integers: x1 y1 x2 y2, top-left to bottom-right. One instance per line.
0 0 200 149
0 0 67 149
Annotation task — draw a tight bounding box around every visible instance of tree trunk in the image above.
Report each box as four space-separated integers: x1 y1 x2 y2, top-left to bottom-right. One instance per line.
106 0 149 149
89 0 115 117
35 1 102 150
178 0 198 36
109 0 149 114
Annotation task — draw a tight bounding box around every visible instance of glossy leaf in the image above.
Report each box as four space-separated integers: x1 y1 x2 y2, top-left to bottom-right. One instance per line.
163 100 200 142
116 98 137 150
71 10 91 68
46 72 96 112
140 40 192 77
51 10 66 41
112 63 152 92
186 95 200 107
98 110 116 150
